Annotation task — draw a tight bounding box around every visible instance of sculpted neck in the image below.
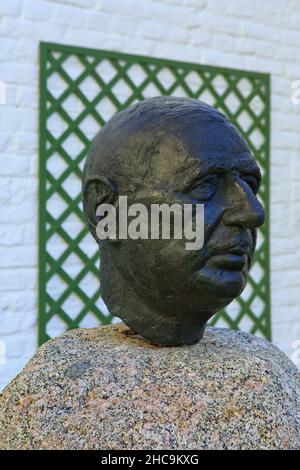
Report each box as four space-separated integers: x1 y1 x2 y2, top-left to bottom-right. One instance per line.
100 248 207 346
115 292 207 346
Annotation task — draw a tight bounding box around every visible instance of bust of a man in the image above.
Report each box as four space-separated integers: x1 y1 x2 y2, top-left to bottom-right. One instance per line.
82 96 264 346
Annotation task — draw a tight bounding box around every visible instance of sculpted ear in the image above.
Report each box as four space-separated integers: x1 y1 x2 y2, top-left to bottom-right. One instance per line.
82 175 117 242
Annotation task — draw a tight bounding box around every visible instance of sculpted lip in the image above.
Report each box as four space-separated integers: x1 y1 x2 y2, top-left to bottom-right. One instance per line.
210 253 248 270
225 247 245 256
207 246 249 270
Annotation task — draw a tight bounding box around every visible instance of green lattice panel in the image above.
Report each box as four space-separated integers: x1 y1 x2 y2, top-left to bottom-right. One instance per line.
39 42 270 345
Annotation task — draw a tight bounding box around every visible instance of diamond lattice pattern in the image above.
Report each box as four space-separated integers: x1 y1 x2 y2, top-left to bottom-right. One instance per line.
39 43 270 344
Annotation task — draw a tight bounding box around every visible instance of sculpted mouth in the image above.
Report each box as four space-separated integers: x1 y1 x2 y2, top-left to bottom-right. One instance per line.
209 252 248 271
206 244 251 271
225 247 246 256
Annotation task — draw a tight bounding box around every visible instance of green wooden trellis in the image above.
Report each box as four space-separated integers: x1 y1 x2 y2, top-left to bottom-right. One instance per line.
39 41 271 345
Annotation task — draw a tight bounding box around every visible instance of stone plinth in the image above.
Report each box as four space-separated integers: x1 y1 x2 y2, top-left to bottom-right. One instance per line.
0 324 299 450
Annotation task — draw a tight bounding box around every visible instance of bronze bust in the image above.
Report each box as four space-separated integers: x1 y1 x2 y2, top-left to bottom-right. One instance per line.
82 97 264 346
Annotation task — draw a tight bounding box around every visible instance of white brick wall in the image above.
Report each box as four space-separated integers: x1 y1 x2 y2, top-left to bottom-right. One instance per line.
0 0 300 390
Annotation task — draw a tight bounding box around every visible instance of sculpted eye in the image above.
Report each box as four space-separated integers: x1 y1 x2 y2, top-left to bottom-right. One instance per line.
190 175 220 201
243 175 259 194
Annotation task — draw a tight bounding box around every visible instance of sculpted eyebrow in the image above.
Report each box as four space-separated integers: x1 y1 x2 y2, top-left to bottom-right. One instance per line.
184 159 261 191
183 164 225 191
193 163 227 179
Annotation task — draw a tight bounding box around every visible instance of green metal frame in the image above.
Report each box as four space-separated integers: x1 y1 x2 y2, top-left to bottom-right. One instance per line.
39 41 271 345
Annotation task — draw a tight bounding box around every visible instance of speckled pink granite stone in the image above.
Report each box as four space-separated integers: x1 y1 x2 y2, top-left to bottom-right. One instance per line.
0 324 299 450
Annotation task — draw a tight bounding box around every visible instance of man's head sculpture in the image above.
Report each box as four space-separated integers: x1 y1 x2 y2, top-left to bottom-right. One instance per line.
82 96 264 346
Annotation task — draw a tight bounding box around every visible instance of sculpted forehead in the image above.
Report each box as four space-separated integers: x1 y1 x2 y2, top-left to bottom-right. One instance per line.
84 97 254 192
179 119 249 156
136 120 255 191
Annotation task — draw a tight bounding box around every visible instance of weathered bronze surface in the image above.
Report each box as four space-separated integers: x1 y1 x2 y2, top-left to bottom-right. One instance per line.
82 97 264 346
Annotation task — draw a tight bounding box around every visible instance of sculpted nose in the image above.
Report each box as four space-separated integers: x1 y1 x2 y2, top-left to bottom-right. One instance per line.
222 176 265 229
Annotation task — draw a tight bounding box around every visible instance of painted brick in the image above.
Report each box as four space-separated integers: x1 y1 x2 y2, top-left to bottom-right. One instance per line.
0 0 299 390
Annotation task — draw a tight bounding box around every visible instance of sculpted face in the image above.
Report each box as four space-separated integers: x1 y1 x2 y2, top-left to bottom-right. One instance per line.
83 97 265 346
